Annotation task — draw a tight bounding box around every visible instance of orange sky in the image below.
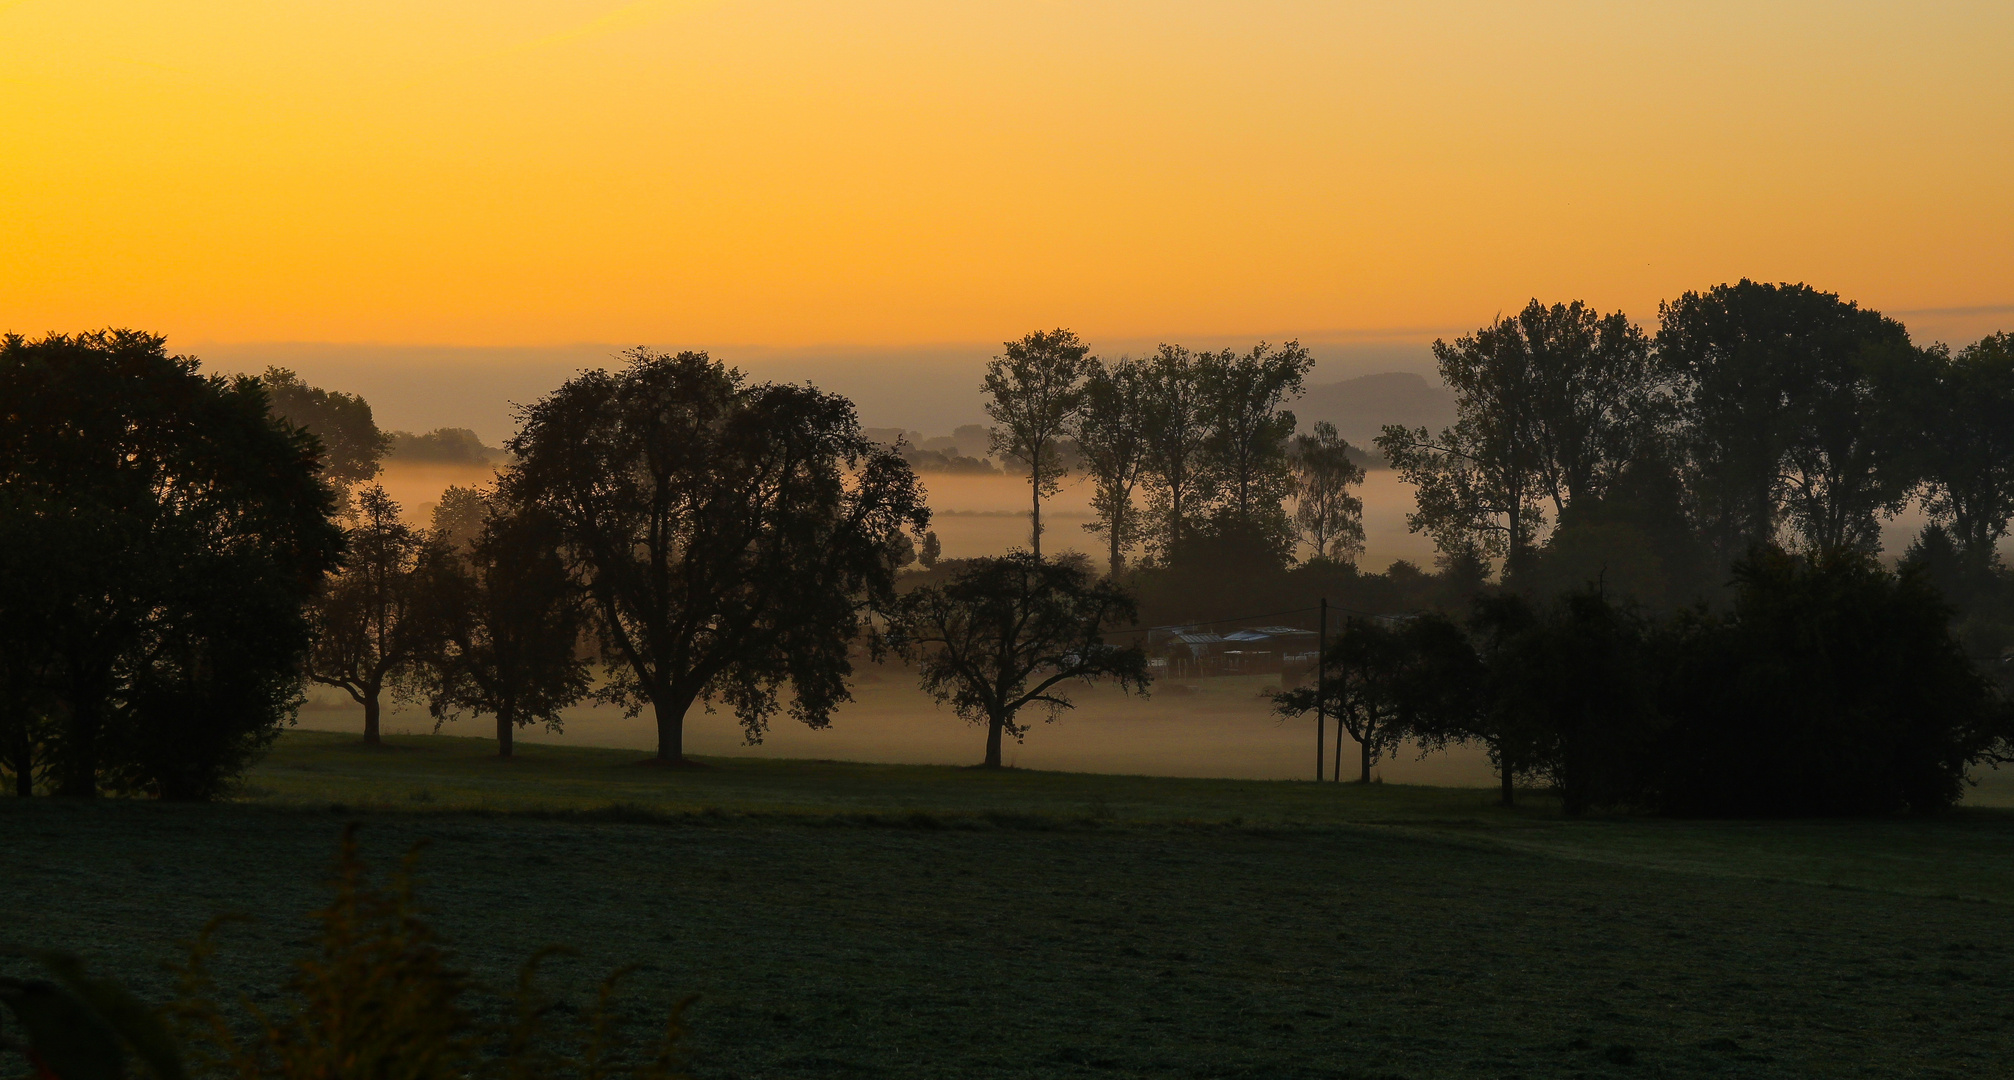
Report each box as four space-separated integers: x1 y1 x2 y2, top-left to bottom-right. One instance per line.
3 1 2011 349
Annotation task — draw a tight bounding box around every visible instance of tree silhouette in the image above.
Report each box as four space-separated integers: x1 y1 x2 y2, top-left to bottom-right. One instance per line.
1272 613 1476 784
1657 280 1914 562
984 329 1092 558
307 484 447 745
1074 356 1154 576
1465 590 1656 814
895 554 1149 768
1378 300 1653 580
259 366 391 494
1290 421 1366 563
1201 340 1311 546
423 495 592 758
506 349 928 764
1906 333 2014 568
1139 345 1217 558
0 330 341 797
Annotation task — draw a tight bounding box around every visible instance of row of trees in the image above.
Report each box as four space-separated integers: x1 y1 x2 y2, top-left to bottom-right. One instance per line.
982 330 1365 575
1276 549 2014 815
305 350 933 765
4 333 1158 793
1380 284 2014 589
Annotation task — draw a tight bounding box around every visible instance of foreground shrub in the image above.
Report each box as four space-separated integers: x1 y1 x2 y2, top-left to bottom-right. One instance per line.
1650 548 2010 816
0 826 690 1079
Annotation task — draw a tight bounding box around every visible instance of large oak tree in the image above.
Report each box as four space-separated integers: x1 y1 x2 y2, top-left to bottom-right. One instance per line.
506 349 928 763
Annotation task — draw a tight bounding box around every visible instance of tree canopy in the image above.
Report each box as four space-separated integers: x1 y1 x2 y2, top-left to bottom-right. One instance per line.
0 331 342 798
506 349 929 763
259 366 392 491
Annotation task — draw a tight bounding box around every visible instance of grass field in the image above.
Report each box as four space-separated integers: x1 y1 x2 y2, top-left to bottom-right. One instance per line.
7 731 2014 1079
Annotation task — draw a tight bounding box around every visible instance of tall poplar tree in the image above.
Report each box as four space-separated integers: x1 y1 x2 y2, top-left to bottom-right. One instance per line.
1139 345 1216 559
1200 341 1312 552
984 329 1092 558
1073 356 1153 577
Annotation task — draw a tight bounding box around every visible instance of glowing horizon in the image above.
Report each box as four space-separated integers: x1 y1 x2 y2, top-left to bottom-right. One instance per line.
4 1 2010 349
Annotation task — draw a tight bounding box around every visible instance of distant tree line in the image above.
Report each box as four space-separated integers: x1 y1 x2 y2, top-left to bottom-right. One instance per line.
980 329 1362 575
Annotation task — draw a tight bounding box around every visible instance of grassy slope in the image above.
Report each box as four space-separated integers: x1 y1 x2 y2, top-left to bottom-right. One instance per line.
5 730 2012 1079
251 730 2014 904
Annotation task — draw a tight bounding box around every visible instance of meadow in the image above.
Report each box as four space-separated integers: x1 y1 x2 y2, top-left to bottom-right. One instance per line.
7 731 2013 1079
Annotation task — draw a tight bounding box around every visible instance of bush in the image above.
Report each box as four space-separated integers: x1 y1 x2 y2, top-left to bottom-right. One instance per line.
1648 549 2010 816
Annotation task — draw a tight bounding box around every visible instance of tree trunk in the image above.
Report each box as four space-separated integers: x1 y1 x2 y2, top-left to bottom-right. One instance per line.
1108 510 1124 579
9 737 29 797
496 709 514 758
1030 461 1043 559
1499 756 1515 807
362 694 382 745
983 714 1005 768
1358 737 1372 784
654 694 688 764
1332 724 1344 783
56 696 100 798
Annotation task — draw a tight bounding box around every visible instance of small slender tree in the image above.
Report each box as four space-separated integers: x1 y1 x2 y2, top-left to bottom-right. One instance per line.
1290 421 1367 563
307 484 446 745
894 554 1150 768
423 496 593 758
984 329 1093 558
1073 356 1154 577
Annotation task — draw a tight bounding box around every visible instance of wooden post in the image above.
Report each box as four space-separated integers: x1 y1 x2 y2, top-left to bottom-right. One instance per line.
1316 598 1327 783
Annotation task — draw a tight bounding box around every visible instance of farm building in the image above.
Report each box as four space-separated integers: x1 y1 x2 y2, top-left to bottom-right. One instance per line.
1148 626 1317 678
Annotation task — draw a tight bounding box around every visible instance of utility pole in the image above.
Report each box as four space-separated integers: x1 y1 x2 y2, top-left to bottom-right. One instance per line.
1315 597 1327 782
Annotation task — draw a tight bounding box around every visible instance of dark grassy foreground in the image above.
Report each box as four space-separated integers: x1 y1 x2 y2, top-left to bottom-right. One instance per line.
5 732 2014 1079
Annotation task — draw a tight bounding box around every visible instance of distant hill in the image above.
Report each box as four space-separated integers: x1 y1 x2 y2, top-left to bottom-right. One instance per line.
1295 371 1456 455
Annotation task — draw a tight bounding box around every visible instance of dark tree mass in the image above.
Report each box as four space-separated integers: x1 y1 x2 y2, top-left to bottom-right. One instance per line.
0 331 342 798
305 484 449 745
